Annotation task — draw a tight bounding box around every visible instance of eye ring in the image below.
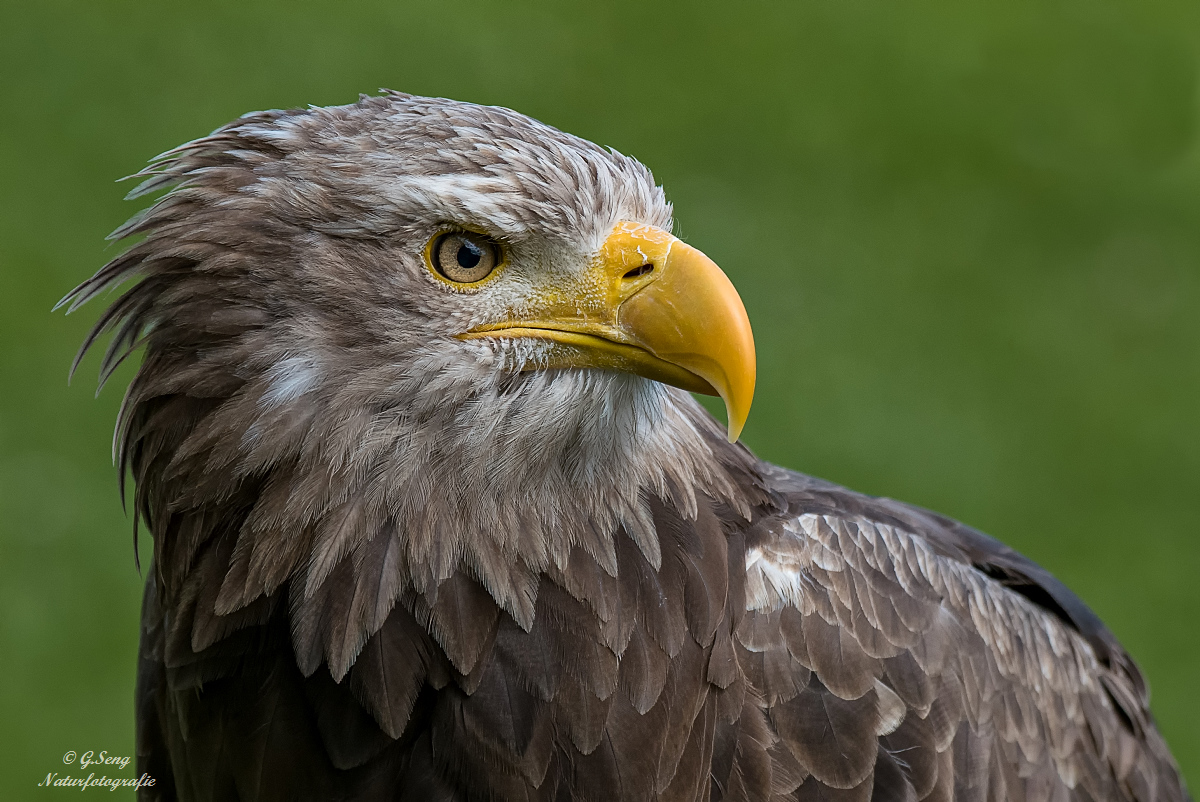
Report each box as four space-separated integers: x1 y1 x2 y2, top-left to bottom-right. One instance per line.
427 230 503 286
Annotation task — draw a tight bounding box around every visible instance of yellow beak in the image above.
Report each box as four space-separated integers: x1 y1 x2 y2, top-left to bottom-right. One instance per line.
460 222 756 442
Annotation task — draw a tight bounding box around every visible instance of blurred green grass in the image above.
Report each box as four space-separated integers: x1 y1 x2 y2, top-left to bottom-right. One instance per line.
1 0 1197 797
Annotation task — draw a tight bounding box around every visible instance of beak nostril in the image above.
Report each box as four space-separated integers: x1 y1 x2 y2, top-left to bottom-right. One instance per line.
623 264 654 280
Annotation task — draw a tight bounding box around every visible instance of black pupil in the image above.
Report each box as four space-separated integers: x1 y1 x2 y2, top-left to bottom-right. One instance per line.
457 240 483 269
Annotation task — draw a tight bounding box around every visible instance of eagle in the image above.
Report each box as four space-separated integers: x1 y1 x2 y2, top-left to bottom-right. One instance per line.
64 91 1189 802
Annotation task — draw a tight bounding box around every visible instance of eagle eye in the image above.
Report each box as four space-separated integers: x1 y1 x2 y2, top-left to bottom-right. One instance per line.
429 231 501 285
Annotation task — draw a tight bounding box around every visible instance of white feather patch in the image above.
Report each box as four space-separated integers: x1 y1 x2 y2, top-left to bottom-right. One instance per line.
262 355 321 407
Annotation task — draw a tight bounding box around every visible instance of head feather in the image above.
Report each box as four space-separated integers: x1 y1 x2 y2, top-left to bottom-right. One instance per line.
64 92 755 678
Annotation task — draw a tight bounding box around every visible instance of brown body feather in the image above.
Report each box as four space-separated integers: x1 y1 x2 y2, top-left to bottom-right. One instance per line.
65 93 1189 801
129 442 1189 801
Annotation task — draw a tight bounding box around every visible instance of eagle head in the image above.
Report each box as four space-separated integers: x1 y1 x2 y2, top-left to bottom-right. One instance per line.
64 91 759 661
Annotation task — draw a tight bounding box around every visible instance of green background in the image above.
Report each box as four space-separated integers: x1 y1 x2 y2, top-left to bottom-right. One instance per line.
1 0 1197 797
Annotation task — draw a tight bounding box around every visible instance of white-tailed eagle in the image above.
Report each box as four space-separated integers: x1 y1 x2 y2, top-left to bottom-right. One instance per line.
63 92 1189 802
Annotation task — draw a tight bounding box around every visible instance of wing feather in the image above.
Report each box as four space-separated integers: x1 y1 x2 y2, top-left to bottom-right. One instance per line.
744 466 1190 802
